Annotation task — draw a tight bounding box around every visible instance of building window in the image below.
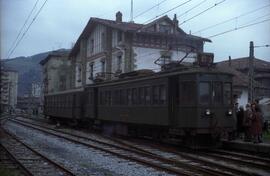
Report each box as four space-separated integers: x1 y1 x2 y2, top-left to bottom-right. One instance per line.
117 31 122 42
59 75 66 90
117 55 122 71
159 24 171 34
90 39 94 53
101 33 105 50
77 65 82 82
101 60 105 73
89 63 94 80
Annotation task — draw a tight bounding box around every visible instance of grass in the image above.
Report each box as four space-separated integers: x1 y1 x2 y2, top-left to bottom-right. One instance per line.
263 131 270 140
0 167 21 176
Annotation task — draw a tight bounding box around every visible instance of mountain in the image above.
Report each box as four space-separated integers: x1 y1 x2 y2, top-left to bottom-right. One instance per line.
2 49 68 96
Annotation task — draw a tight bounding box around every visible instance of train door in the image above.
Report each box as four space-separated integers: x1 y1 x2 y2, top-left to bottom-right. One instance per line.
168 76 179 127
72 93 76 119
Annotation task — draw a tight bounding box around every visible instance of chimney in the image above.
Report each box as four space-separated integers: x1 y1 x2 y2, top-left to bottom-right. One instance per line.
249 41 254 58
173 14 179 33
116 11 122 23
228 56 231 67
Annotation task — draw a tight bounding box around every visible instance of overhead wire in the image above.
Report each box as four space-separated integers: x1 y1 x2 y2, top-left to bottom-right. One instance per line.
134 0 169 19
7 0 49 59
177 0 207 18
207 18 270 38
143 0 193 24
6 0 40 58
192 3 270 34
239 12 270 26
180 0 226 25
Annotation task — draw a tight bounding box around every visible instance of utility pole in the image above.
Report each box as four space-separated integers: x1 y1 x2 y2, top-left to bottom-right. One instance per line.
248 41 269 102
248 41 254 103
130 0 134 23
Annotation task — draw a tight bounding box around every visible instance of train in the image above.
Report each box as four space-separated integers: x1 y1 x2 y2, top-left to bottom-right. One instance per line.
44 55 235 148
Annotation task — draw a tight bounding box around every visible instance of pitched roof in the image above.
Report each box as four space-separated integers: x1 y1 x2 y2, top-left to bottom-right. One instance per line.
39 49 70 65
217 57 270 71
216 64 265 88
69 15 211 57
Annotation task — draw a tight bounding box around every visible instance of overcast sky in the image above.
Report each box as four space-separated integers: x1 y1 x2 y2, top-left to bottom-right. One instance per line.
1 0 270 62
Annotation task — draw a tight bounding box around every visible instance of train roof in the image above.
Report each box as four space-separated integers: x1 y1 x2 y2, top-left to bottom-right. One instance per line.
45 88 84 96
85 65 233 89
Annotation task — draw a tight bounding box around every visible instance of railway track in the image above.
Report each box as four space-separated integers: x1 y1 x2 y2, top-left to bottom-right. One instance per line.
8 118 270 176
201 149 270 171
0 142 29 176
111 137 270 176
0 127 75 176
7 118 239 176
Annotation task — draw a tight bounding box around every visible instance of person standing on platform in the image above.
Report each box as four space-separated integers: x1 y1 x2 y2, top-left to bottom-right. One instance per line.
236 106 244 139
243 104 252 142
250 103 263 143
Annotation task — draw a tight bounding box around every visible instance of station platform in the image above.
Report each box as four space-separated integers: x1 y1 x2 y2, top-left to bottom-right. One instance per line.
222 139 270 155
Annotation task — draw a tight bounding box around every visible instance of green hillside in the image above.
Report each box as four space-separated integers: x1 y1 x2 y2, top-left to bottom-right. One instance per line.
3 50 68 96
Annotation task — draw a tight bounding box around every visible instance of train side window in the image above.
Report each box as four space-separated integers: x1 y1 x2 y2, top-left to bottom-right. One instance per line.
213 82 222 105
153 86 159 105
224 83 232 105
138 87 144 105
199 82 210 105
145 87 151 105
99 91 103 105
114 90 120 105
127 89 132 105
105 91 111 105
160 85 166 104
132 88 137 105
180 82 196 105
120 89 126 105
90 91 93 105
85 93 89 105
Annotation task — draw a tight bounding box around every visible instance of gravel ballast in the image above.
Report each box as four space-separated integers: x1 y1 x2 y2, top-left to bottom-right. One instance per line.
3 121 174 176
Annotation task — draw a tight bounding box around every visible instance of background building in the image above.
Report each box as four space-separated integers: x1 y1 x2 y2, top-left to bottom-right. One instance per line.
0 62 18 113
39 49 71 94
217 57 270 107
69 12 210 88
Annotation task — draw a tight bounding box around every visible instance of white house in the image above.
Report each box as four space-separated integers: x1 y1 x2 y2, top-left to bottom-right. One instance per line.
69 12 211 88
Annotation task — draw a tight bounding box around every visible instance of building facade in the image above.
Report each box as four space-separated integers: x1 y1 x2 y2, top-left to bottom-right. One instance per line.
0 63 18 113
40 49 71 94
217 57 270 107
69 12 210 88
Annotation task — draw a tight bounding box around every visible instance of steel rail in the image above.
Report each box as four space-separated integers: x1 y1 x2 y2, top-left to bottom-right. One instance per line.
10 118 226 176
12 118 257 175
0 142 33 176
1 127 76 176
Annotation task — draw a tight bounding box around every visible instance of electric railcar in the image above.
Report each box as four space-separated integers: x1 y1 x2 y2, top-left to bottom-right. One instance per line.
44 64 235 147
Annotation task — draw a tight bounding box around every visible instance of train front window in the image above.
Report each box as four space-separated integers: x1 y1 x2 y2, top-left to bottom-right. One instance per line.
199 82 210 105
224 83 232 105
213 82 222 105
180 81 196 105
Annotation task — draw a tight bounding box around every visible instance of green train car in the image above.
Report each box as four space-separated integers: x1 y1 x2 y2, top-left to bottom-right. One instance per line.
44 65 234 148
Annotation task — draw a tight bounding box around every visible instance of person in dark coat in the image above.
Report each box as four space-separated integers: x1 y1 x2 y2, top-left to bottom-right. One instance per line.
243 104 252 141
236 106 244 139
250 103 263 143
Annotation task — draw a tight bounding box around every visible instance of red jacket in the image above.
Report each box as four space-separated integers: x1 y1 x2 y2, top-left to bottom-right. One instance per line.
250 112 262 135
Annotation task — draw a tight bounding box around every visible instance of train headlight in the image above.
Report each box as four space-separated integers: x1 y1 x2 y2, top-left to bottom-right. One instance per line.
205 109 211 116
227 109 233 116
